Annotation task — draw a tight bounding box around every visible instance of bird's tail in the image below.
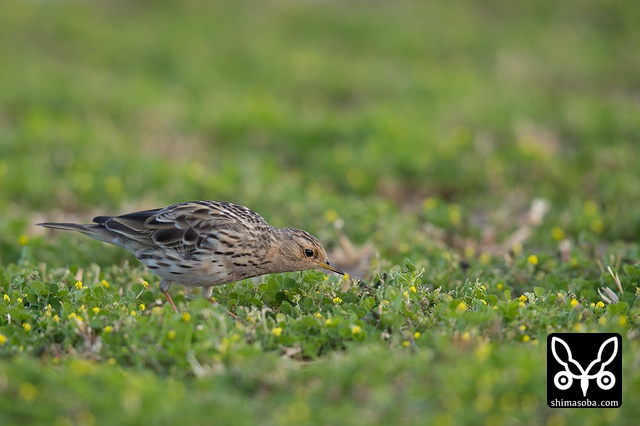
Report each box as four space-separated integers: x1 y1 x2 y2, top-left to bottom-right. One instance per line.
37 222 118 245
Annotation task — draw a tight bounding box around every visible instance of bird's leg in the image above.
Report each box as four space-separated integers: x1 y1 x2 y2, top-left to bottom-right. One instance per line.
160 279 179 313
202 286 238 320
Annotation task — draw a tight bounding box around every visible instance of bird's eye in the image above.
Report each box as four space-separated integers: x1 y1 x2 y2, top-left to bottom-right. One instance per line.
304 249 315 258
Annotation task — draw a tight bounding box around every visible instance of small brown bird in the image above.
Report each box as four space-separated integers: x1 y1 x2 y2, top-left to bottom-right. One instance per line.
38 200 344 312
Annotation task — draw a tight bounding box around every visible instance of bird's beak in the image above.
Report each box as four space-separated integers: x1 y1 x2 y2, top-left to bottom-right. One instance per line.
316 260 345 276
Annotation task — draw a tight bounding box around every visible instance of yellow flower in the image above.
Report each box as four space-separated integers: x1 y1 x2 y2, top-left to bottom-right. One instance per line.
181 312 191 322
324 209 339 222
402 340 410 347
107 358 116 366
570 299 579 308
18 234 30 246
518 301 526 308
314 313 323 319
618 315 627 327
53 315 60 323
271 327 283 337
68 313 77 320
75 281 83 290
519 325 527 332
101 280 110 288
142 281 149 289
403 291 409 300
130 310 136 317
596 301 605 309
22 323 31 332
324 318 334 327
167 330 177 340
3 294 10 302
480 299 487 305
519 295 527 303
332 297 342 304
527 255 538 266
479 253 490 264
351 325 362 335
598 316 607 326
551 227 565 241
17 298 22 303
496 283 504 290
92 307 100 314
522 335 531 342
0 334 6 344
410 286 417 293
456 302 467 313
413 332 421 339
139 303 146 312
103 326 114 334
343 273 350 281
461 331 470 341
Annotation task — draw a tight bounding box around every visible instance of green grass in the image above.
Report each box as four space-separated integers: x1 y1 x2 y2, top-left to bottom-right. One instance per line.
1 0 639 424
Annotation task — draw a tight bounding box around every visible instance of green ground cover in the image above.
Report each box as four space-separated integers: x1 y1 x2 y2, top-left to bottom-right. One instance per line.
1 0 638 424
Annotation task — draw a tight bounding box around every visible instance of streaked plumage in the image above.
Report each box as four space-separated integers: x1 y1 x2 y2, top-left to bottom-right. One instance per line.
38 200 344 312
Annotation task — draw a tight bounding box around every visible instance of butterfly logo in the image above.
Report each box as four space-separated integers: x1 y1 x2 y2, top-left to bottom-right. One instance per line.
551 336 617 397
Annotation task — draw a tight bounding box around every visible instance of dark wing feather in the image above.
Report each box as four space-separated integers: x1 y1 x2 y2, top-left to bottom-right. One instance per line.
93 201 269 257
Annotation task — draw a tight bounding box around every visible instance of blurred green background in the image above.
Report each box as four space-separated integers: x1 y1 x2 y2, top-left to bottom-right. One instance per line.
1 0 639 424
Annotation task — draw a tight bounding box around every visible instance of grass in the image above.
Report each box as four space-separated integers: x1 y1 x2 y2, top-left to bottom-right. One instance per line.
1 0 639 424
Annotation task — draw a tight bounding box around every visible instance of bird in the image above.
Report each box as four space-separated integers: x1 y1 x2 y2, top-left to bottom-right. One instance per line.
38 200 344 312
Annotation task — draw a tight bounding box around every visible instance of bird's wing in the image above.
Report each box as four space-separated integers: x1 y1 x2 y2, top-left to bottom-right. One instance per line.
96 201 269 256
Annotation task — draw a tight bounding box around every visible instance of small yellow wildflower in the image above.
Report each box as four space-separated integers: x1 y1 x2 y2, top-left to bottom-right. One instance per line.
519 295 527 303
343 273 350 281
332 297 342 304
409 286 417 293
324 209 339 222
3 294 10 302
570 299 579 308
496 283 504 290
527 255 538 266
152 306 163 316
456 302 467 313
522 335 531 342
590 303 595 308
314 313 323 319
448 204 461 225
92 307 100 314
53 315 60 323
130 310 136 317
107 358 116 366
75 281 83 290
402 340 410 347
413 332 421 339
351 325 362 335
101 280 110 288
103 326 114 334
423 197 437 211
18 382 37 402
403 291 409 300
519 325 527 332
479 253 490 265
181 312 191 322
167 330 177 340
598 316 607 326
142 280 149 289
0 334 7 345
461 331 470 341
551 227 565 241
518 301 526 308
596 301 605 309
68 313 77 320
22 323 31 332
18 234 30 246
480 299 487 305
139 303 146 312
17 298 23 303
591 219 604 234
324 319 334 327
271 327 283 337
618 315 627 327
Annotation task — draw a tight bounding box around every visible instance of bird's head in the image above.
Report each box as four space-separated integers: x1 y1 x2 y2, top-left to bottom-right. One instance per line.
274 228 345 276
